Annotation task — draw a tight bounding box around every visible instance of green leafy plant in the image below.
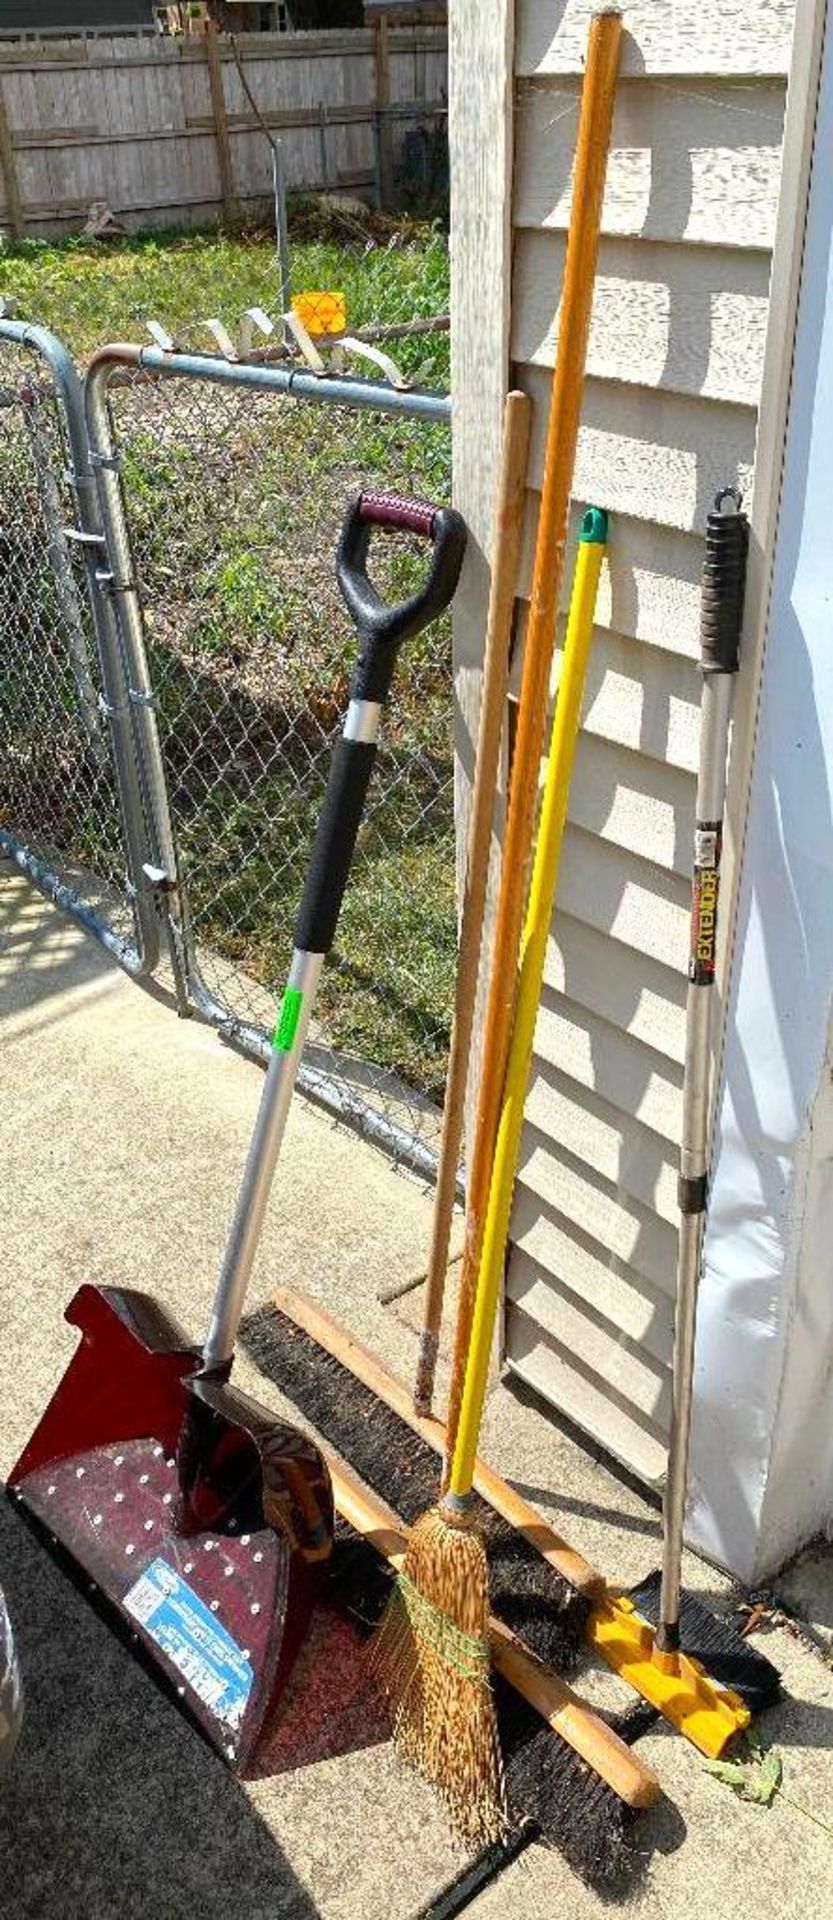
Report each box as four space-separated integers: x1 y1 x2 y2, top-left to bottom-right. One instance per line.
705 1750 783 1807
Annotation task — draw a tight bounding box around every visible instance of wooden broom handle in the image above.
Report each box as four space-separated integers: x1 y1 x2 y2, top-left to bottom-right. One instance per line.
414 391 532 1416
274 1284 602 1599
444 7 623 1474
330 1451 659 1811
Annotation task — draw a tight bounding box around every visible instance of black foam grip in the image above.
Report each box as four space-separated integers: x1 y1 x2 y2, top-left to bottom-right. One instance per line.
293 738 376 954
700 495 749 675
654 1620 681 1655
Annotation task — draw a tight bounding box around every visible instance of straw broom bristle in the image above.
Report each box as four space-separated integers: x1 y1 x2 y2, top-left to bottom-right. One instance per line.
370 1504 506 1847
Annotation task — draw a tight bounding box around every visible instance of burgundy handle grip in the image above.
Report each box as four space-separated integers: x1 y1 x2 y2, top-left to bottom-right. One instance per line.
357 489 437 538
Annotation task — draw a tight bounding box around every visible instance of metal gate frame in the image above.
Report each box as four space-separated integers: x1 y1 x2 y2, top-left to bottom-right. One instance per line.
83 342 453 1181
0 320 161 978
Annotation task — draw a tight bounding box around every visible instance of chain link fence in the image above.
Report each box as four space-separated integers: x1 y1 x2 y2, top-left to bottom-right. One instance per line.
1 222 456 1172
0 326 154 974
101 355 454 1151
4 217 450 382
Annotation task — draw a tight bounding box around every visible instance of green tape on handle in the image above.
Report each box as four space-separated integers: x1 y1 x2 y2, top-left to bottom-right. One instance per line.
272 985 304 1053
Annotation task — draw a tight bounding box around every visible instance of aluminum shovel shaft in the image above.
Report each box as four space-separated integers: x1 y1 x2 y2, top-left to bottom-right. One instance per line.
203 493 467 1372
203 948 324 1370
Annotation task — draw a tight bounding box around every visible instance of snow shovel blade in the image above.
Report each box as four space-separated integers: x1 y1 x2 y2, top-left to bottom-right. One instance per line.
8 1283 333 1770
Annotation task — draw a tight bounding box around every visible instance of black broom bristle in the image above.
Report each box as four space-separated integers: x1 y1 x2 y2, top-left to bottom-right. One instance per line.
496 1674 636 1889
330 1514 396 1624
605 1696 662 1744
243 1305 590 1671
325 1519 638 1893
628 1570 781 1715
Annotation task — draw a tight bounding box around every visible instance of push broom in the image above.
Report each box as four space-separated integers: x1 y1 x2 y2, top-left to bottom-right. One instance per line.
417 485 781 1758
370 510 613 1841
240 0 629 1850
587 489 781 1749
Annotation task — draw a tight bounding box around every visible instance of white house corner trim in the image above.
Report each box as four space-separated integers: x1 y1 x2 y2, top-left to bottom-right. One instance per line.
688 0 833 1580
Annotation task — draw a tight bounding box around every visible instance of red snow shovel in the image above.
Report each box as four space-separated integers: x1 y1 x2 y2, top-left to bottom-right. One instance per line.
8 489 466 1771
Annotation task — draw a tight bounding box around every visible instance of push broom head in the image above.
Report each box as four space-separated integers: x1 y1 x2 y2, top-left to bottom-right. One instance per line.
371 1503 506 1847
588 1574 780 1759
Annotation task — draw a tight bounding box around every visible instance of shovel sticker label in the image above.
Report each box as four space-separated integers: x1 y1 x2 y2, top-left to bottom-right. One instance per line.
124 1557 254 1729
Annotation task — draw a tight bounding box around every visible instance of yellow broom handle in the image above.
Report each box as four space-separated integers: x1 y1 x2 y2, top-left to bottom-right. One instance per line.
449 510 608 1500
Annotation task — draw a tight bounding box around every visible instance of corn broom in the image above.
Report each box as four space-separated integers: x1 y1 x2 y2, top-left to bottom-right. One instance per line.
371 511 610 1843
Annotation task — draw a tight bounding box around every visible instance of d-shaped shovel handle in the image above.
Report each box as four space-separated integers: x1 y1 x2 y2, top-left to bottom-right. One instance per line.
336 488 468 702
294 490 467 956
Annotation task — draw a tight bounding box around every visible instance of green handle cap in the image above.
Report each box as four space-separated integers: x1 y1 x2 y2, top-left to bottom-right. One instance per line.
580 506 608 545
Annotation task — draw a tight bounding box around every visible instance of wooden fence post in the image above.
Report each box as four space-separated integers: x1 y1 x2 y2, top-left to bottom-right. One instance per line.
0 72 24 243
374 13 394 208
205 21 238 231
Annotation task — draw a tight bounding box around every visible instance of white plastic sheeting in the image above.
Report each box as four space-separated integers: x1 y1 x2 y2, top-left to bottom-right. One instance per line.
689 9 833 1580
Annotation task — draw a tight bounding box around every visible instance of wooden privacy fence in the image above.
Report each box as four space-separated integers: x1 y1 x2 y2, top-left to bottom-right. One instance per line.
0 25 447 240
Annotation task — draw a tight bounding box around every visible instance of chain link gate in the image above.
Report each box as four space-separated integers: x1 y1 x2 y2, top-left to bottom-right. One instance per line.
84 345 454 1177
0 321 159 978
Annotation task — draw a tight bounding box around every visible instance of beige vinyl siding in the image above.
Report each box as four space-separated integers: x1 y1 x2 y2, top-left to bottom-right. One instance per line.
514 79 786 248
514 0 795 78
490 0 796 1478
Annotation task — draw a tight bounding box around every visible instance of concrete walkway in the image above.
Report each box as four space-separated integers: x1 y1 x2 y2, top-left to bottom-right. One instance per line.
1 870 832 1919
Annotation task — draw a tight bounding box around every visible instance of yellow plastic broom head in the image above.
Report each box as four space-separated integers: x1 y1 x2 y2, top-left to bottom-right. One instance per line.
589 1593 751 1758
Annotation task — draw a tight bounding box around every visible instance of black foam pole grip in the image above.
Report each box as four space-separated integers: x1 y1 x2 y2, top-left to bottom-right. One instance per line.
293 738 376 954
678 1172 708 1216
700 491 749 676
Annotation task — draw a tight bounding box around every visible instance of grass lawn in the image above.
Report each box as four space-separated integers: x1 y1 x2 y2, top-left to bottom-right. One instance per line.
1 221 455 1110
0 216 449 384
